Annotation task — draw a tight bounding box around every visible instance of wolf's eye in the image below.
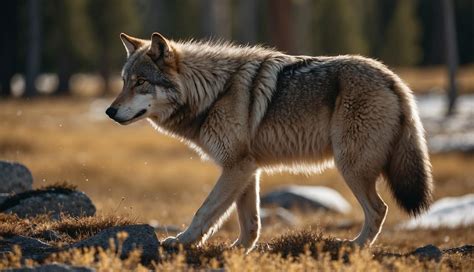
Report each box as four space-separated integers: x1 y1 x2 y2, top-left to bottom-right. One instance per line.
136 79 146 86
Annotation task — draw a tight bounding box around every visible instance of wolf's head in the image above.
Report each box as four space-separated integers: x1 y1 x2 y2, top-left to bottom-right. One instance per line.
106 33 183 125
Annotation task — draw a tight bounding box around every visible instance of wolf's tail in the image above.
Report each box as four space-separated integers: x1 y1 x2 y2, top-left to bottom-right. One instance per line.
385 79 433 216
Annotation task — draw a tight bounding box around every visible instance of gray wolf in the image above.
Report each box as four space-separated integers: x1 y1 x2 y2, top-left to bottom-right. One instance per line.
106 32 433 251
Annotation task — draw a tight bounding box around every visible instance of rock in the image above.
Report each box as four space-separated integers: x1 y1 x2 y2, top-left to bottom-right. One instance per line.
4 263 94 272
70 224 159 264
0 186 96 219
0 235 56 261
260 207 299 226
0 225 159 264
410 244 443 261
0 193 10 205
261 186 351 214
443 244 473 256
0 161 33 194
399 194 474 229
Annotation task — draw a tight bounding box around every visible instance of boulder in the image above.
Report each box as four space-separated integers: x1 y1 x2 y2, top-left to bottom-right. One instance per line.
400 194 474 229
70 224 159 264
261 186 351 214
0 224 159 264
0 186 96 219
0 235 56 261
410 244 443 261
0 161 33 194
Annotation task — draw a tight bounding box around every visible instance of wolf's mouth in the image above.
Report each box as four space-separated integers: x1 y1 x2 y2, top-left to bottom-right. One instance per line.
118 109 147 125
132 109 147 119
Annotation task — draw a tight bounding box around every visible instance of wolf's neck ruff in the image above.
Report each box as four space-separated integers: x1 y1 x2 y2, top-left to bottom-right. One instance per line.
163 40 296 138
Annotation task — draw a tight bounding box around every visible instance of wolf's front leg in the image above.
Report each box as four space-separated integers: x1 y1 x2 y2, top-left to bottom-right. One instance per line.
163 156 257 247
232 173 261 251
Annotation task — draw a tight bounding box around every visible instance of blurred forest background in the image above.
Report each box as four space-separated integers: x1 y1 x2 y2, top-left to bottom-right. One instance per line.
0 1 473 258
0 0 473 104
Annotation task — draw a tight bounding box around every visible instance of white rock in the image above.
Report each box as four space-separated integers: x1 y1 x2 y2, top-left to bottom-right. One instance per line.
261 186 351 214
400 194 474 229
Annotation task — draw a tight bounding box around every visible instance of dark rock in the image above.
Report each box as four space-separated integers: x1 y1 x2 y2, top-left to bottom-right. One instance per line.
261 186 351 214
4 263 94 272
0 193 10 206
70 224 159 264
0 186 96 219
410 244 443 261
443 244 473 256
0 161 33 194
0 224 159 264
0 235 56 261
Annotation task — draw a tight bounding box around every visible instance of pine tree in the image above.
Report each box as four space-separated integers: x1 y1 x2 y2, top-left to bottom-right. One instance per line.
317 0 368 56
381 0 421 66
88 0 140 95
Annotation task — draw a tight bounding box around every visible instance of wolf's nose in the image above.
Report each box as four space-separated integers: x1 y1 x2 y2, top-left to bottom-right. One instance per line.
106 107 118 118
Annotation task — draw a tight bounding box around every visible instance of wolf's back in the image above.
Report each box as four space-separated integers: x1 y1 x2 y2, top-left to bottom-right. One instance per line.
385 78 433 215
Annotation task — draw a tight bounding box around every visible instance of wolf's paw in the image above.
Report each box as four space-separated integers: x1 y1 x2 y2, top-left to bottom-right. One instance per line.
162 236 181 249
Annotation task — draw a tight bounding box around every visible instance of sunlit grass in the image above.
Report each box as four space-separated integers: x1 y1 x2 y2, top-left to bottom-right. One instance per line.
0 96 473 270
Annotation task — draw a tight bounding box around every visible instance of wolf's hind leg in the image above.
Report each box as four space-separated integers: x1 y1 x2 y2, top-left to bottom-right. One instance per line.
341 172 387 246
163 156 257 247
232 172 261 250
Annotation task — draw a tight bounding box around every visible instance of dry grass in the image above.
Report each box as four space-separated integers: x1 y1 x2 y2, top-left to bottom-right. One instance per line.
0 84 473 270
0 222 472 271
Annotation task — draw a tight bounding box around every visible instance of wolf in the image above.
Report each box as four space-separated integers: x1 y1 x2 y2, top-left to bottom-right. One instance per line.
106 32 433 251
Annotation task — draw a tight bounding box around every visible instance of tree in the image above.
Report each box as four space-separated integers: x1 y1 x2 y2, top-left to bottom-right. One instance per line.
200 0 232 40
441 0 459 116
235 0 258 44
88 0 140 95
317 0 368 56
42 0 96 95
267 0 293 53
381 0 421 66
0 2 20 97
25 0 42 97
292 0 314 55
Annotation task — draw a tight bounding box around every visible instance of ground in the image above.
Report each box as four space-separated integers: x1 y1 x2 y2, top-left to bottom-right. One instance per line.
0 87 473 270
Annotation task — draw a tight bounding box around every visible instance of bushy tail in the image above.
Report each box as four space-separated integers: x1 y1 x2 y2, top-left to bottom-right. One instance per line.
386 79 433 216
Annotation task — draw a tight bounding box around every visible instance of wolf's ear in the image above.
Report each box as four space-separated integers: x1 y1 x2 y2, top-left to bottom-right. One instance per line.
147 32 174 65
120 33 144 57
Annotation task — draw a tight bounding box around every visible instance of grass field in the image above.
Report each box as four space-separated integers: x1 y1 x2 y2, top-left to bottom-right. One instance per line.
0 92 473 270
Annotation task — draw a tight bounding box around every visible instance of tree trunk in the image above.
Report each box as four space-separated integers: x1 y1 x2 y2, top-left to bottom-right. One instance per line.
25 0 41 97
100 48 111 96
236 0 258 44
53 0 70 96
441 0 459 116
0 2 19 97
293 0 312 54
56 57 71 95
267 0 293 53
200 0 231 40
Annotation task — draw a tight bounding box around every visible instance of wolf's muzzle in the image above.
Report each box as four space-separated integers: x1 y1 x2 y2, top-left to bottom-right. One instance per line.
105 107 118 119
